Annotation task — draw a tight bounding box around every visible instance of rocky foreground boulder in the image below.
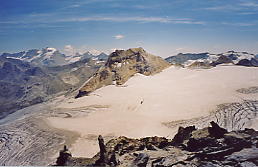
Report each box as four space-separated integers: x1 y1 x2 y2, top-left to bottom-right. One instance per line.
54 121 258 166
76 48 170 98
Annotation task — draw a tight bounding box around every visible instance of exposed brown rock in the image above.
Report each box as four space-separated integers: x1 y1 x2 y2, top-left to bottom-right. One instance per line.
54 122 258 167
76 48 170 98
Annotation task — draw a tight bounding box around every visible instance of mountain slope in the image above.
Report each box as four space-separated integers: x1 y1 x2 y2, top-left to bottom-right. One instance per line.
0 57 104 119
166 51 258 67
165 53 209 65
76 48 170 98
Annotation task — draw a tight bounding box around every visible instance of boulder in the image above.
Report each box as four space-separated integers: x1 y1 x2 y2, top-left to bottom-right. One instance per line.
172 126 196 146
208 121 227 138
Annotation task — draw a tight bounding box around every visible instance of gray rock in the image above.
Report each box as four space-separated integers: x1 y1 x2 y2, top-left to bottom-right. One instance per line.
131 153 149 167
226 148 258 162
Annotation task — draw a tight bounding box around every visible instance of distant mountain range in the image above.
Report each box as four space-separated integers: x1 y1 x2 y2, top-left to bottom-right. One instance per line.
1 47 108 67
165 51 258 67
0 47 257 118
0 48 107 118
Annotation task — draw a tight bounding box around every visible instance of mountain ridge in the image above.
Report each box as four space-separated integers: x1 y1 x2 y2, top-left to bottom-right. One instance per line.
54 121 258 166
165 51 258 67
0 56 104 119
1 47 108 67
76 47 171 98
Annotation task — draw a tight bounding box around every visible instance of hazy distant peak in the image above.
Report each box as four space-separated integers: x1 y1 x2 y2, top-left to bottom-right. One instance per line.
166 50 257 67
88 49 102 56
0 47 109 67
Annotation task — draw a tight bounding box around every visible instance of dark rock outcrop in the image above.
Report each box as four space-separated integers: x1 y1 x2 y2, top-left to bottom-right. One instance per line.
56 146 72 166
208 121 227 138
210 55 233 66
171 126 196 146
54 122 258 166
95 135 108 165
236 58 258 67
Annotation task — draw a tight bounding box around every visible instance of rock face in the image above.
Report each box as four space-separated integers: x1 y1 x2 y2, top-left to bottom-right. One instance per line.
188 61 212 69
165 53 209 65
208 121 228 138
210 55 233 66
55 122 258 167
76 48 170 98
236 58 258 67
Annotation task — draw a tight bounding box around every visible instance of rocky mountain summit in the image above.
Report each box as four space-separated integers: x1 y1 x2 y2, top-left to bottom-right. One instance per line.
55 121 258 166
166 51 258 68
76 48 170 98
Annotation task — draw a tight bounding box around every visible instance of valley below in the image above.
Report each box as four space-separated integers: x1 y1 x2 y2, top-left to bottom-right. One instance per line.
0 65 258 165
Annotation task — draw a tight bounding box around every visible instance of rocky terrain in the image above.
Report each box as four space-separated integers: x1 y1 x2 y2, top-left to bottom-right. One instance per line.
55 121 258 167
0 56 104 119
165 53 209 65
76 48 170 97
0 95 257 166
0 48 257 166
165 51 258 68
187 61 212 69
164 100 258 132
237 87 258 94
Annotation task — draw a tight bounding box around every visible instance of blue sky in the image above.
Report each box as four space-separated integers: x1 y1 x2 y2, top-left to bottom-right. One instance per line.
1 0 258 57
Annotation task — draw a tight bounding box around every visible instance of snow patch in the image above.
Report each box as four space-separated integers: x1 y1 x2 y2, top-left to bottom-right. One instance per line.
89 49 102 56
6 56 23 60
68 57 81 63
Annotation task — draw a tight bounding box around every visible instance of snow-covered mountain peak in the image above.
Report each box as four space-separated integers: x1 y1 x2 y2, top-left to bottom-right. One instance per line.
1 47 109 67
45 47 57 52
165 50 258 67
88 49 102 56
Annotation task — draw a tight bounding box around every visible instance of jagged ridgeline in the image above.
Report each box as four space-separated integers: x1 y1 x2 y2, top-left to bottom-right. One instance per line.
55 122 258 166
76 48 171 98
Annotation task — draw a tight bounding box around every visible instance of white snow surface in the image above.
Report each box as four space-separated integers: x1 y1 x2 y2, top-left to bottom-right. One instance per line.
47 65 258 158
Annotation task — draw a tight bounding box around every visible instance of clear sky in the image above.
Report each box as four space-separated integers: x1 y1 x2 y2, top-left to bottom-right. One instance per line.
1 0 258 57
